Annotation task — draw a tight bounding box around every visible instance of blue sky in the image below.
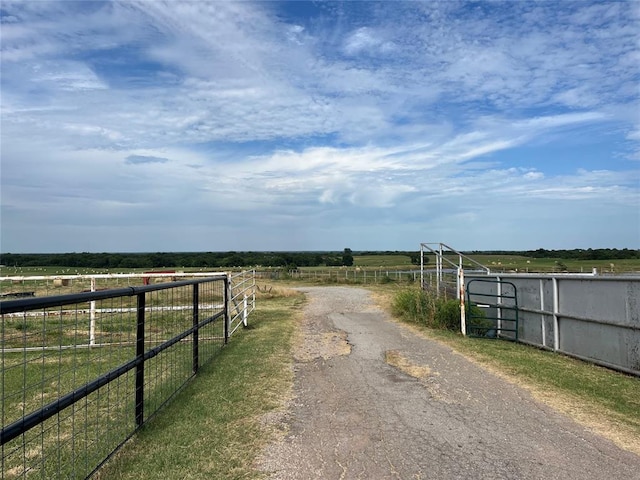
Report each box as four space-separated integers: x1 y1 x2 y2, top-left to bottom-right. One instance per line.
1 0 638 253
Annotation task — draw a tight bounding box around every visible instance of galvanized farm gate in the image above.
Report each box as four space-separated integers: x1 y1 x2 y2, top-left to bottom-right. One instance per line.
466 278 519 340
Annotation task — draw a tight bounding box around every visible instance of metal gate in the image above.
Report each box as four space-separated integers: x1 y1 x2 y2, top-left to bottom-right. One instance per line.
466 279 519 340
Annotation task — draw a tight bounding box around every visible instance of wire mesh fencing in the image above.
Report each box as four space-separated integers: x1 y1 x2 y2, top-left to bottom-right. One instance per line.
1 273 254 479
279 268 422 284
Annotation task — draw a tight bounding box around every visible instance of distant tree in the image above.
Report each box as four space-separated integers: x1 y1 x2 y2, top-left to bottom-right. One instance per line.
342 248 354 267
325 255 342 266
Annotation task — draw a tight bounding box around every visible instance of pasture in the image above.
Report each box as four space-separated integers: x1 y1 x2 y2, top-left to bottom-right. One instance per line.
2 253 639 283
353 254 640 273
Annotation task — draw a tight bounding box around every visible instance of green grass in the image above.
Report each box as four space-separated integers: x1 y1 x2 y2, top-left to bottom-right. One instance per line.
2 348 139 479
353 254 413 268
462 255 640 273
1 266 130 276
97 288 303 479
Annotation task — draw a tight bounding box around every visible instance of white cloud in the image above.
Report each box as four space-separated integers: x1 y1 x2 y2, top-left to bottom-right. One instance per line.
343 27 395 56
1 0 638 251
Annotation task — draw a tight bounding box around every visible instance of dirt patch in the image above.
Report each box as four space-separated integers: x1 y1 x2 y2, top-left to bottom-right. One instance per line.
294 331 350 362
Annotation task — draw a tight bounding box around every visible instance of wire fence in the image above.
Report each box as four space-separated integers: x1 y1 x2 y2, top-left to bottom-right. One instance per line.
1 272 255 479
260 268 423 283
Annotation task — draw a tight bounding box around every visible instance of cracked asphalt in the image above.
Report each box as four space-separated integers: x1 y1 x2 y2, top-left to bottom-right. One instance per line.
258 287 640 479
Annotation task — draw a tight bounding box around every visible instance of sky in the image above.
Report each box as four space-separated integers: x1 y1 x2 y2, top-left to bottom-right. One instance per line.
1 0 639 253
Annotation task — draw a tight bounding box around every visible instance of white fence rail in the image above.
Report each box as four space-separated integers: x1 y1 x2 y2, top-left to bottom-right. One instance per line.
1 271 256 351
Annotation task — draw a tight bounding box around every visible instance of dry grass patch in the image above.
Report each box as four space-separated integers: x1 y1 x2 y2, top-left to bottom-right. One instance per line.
255 284 301 300
385 350 432 380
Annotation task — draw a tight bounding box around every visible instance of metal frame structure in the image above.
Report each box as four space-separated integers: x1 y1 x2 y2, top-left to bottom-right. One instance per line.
420 243 490 335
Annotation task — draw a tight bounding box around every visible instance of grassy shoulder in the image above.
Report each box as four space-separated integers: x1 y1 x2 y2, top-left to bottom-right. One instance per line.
97 286 304 480
372 284 640 455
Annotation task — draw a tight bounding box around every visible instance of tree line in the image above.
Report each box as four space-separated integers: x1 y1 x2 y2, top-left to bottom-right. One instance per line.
0 249 356 269
0 248 636 270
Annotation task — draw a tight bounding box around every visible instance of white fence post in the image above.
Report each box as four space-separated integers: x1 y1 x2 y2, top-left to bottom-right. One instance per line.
459 267 466 336
243 294 248 327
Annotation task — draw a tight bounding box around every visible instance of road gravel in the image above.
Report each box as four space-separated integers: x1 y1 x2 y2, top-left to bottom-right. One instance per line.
258 287 640 479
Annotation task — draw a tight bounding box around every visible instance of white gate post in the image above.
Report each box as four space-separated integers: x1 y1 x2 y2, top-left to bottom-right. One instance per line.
459 267 466 336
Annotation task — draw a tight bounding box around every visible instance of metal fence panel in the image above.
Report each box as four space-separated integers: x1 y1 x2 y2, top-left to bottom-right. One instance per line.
465 273 640 376
1 272 255 479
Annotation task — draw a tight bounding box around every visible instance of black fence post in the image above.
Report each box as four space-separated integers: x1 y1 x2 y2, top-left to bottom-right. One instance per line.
192 283 199 374
224 275 229 344
135 292 146 427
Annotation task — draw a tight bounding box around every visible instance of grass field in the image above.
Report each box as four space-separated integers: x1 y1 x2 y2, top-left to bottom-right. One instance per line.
354 254 640 273
2 254 639 277
464 255 640 274
353 254 413 267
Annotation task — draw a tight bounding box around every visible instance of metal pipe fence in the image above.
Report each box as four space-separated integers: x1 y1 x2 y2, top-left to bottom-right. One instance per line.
228 270 256 336
1 272 255 479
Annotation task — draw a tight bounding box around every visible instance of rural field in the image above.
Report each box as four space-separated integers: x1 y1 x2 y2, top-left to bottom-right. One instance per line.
3 253 639 277
353 254 640 274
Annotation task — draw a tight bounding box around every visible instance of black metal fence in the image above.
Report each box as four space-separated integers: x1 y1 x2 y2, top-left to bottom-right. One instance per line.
1 274 251 479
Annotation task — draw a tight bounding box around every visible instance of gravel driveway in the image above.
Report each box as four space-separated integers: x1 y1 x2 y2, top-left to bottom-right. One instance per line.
258 287 640 479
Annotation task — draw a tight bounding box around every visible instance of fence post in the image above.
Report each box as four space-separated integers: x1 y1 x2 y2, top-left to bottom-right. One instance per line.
224 275 230 344
89 276 96 346
496 276 502 334
193 283 199 374
252 269 256 312
243 294 248 327
459 267 466 336
420 246 424 289
135 292 146 427
540 279 546 348
553 277 559 351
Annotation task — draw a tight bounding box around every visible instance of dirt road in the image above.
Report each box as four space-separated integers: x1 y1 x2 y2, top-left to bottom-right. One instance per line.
258 287 640 479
